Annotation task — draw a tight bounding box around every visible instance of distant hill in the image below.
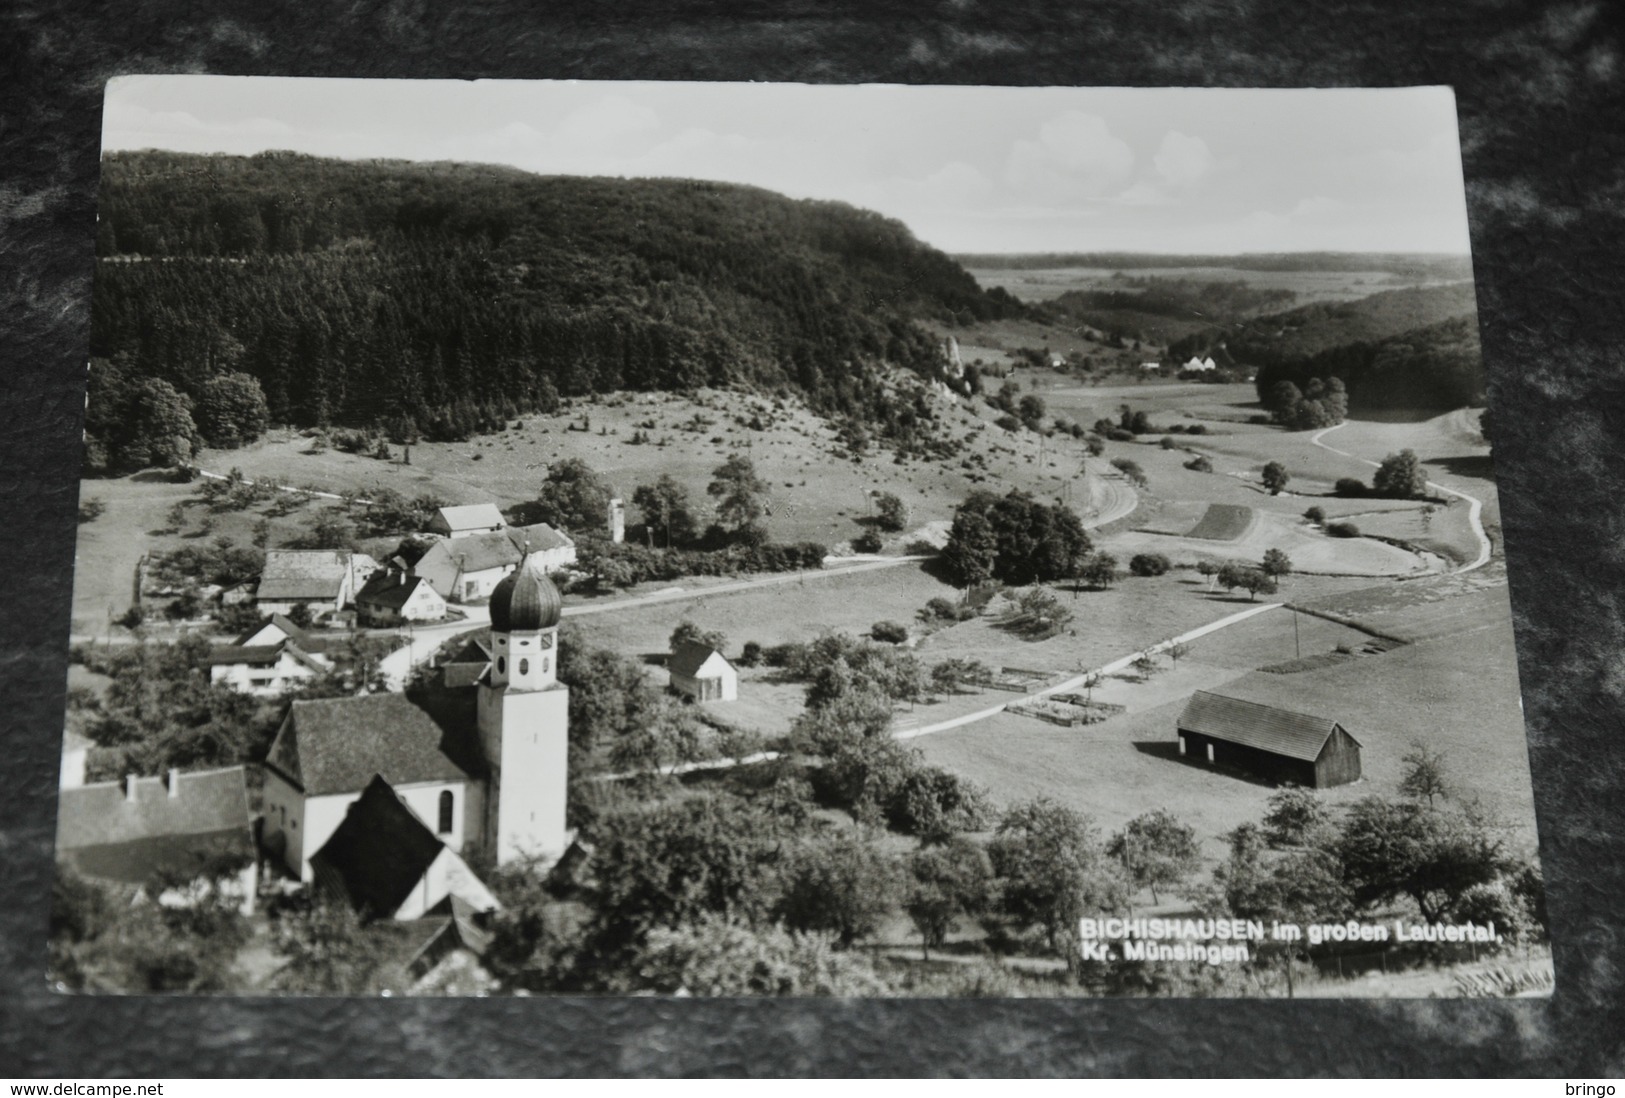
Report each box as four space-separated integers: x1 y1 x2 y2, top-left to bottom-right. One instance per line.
89 151 1025 444
1216 282 1479 364
953 252 1476 281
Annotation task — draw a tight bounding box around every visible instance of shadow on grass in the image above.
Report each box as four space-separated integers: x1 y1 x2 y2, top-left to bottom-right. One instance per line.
1131 740 1280 788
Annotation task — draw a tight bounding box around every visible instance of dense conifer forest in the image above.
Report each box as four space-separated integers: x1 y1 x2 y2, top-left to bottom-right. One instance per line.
89 151 1027 447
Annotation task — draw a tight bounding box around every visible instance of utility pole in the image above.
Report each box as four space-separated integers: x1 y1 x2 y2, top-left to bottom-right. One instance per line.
1293 608 1301 659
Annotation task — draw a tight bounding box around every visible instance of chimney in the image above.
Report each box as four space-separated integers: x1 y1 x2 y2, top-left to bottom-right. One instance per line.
125 774 138 802
168 768 181 798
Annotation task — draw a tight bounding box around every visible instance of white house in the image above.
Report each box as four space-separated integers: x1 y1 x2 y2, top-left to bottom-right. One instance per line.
668 641 739 703
1184 355 1219 373
428 504 507 540
207 641 331 695
255 550 378 619
355 569 448 627
412 523 576 603
55 766 259 915
310 775 500 921
1140 361 1162 372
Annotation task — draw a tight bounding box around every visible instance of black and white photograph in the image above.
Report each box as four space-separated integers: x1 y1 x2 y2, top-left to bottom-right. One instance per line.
51 76 1549 999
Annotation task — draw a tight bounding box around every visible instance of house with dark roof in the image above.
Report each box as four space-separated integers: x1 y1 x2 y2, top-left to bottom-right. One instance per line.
262 693 484 881
255 549 379 619
56 766 258 913
428 503 507 540
311 775 499 921
668 641 738 703
1176 690 1362 788
355 569 447 627
412 523 575 603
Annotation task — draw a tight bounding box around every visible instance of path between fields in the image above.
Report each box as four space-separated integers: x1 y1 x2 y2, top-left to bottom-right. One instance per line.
892 600 1283 741
1310 423 1491 573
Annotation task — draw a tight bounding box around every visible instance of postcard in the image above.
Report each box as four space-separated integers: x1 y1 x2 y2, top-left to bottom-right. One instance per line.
52 77 1548 998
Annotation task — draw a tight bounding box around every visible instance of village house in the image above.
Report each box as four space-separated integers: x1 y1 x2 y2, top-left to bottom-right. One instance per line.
255 549 379 620
411 522 576 603
428 503 507 540
55 766 259 914
206 613 334 695
355 569 448 627
1175 690 1363 788
668 641 739 703
1184 355 1219 372
262 557 572 879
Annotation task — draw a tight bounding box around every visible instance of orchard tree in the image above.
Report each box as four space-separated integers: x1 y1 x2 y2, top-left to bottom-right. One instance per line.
1261 548 1293 578
775 831 898 947
942 509 999 587
1261 787 1329 847
873 492 909 533
1335 795 1506 923
708 455 771 541
671 620 727 654
1261 461 1290 495
988 797 1130 951
1107 809 1202 904
1400 744 1450 807
1373 449 1429 499
523 458 616 534
904 837 993 959
633 475 700 547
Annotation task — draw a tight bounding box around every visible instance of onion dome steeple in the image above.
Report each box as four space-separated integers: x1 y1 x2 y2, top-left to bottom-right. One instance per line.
488 551 563 633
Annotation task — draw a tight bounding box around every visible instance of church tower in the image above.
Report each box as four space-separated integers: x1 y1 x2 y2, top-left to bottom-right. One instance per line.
477 554 570 865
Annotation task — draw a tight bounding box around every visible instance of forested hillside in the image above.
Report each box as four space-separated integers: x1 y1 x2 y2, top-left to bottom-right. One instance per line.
89 151 1025 455
1162 282 1485 413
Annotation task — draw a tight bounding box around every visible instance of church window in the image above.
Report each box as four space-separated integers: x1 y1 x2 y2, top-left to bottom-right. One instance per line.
519 658 530 676
438 790 454 834
497 656 506 675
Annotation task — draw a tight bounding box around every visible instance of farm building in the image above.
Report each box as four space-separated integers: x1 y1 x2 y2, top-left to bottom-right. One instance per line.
356 569 448 627
429 504 507 540
412 523 576 603
255 549 379 619
206 639 332 695
668 641 738 703
1175 690 1362 788
55 766 259 914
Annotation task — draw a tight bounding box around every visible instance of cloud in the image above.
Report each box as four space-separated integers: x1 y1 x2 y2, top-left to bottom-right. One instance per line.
550 95 662 155
1153 131 1213 189
1005 111 1135 202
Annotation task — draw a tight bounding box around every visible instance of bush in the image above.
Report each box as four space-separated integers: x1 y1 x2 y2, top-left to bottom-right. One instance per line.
738 642 763 668
1159 436 1180 450
871 621 909 645
1107 428 1136 443
1186 424 1208 435
1246 414 1272 425
1304 506 1325 523
852 530 884 553
1129 553 1172 577
78 499 107 524
1334 478 1367 497
1325 521 1361 538
994 414 1022 433
1183 455 1213 473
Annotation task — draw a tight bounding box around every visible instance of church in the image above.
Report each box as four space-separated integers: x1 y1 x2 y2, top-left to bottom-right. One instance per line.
260 556 572 887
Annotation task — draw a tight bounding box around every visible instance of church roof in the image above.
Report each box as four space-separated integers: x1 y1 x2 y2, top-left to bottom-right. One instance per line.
310 775 447 919
489 559 563 632
267 694 474 796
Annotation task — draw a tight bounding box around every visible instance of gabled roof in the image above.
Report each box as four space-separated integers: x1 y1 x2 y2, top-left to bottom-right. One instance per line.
311 775 447 919
434 504 506 533
356 571 439 611
56 767 255 882
266 694 474 796
440 634 492 689
1176 691 1357 762
420 523 575 575
205 644 285 668
669 640 733 679
257 550 355 600
235 613 311 647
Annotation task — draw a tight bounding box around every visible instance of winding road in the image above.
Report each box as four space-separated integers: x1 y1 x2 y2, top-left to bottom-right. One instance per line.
1309 422 1492 574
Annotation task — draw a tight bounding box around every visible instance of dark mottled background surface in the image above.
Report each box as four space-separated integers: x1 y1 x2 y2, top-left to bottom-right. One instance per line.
2 0 1623 1078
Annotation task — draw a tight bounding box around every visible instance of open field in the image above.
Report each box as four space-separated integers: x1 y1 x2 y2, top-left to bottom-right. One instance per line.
1113 509 1439 577
914 578 1538 862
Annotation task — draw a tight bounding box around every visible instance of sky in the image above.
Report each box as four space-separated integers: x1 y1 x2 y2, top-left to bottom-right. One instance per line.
102 77 1474 256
